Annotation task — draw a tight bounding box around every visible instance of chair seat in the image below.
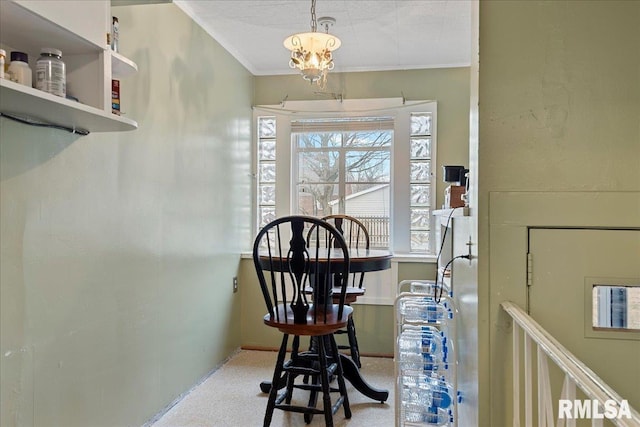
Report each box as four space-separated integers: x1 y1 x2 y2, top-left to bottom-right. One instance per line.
304 286 366 304
333 286 365 304
264 304 353 336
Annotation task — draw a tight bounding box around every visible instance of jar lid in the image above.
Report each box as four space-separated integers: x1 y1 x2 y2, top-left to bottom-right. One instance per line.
10 51 28 63
40 47 62 57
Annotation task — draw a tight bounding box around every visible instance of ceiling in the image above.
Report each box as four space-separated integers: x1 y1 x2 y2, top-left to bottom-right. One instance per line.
172 0 472 76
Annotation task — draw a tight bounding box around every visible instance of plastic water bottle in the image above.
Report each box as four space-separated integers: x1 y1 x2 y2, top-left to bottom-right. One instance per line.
399 298 453 322
398 329 444 356
403 401 449 425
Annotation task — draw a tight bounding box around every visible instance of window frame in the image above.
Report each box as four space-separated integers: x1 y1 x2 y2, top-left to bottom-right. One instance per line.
253 98 437 255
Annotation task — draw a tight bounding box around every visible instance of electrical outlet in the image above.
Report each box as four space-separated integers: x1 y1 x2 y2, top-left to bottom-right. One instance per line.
233 276 238 293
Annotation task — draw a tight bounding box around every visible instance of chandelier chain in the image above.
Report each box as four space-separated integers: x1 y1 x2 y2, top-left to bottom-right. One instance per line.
310 0 317 32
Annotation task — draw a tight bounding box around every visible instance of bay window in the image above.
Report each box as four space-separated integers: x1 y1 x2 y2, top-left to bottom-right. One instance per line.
254 98 437 255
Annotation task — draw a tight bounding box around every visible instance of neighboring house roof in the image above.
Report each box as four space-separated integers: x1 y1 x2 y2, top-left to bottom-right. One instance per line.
328 184 390 206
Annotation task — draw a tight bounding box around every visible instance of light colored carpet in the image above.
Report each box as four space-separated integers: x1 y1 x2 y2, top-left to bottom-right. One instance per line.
150 349 395 427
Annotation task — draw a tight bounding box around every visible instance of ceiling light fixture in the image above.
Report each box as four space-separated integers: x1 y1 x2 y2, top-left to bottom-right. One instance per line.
283 0 341 87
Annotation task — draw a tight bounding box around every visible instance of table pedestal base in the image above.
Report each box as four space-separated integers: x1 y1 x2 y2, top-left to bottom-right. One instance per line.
259 353 389 403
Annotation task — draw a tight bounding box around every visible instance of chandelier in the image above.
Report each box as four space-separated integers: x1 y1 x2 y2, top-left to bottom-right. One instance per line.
283 0 341 86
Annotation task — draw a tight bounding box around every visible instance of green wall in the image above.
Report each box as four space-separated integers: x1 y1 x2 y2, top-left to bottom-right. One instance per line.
478 1 640 425
0 4 253 426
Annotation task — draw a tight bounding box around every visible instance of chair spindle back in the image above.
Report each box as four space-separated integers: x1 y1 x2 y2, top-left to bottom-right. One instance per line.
253 215 351 325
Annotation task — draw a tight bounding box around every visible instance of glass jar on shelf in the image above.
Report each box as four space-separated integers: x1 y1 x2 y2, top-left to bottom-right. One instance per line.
35 47 66 97
7 51 32 87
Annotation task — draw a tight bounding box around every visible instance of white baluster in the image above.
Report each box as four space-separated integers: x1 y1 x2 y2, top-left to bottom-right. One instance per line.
524 334 533 427
537 347 554 427
557 374 576 427
513 323 521 427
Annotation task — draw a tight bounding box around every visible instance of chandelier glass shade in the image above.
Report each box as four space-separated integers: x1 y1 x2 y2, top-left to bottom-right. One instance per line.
283 0 341 85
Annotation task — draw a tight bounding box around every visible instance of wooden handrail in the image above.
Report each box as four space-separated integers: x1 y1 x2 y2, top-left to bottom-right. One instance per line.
501 301 640 427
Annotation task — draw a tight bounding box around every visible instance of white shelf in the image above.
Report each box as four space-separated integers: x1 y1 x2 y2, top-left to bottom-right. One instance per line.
111 51 138 78
0 0 138 134
0 1 101 55
433 207 469 229
432 207 469 218
0 79 137 133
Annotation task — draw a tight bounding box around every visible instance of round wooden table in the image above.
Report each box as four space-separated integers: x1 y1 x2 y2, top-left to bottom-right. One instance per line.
258 247 391 272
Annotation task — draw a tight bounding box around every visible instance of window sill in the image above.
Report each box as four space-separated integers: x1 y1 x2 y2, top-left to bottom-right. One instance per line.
391 253 437 263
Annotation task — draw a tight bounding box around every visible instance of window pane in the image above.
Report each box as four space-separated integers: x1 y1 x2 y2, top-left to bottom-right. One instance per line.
410 113 434 253
259 139 276 160
259 117 276 138
259 206 276 228
411 208 431 230
344 130 392 148
295 132 341 148
257 116 277 234
410 160 431 183
259 185 276 205
346 150 391 182
593 285 640 330
298 151 339 183
410 137 431 158
358 216 390 249
410 184 431 205
296 184 338 217
411 231 430 251
346 182 389 196
345 183 390 213
410 114 432 136
259 163 276 182
344 183 390 249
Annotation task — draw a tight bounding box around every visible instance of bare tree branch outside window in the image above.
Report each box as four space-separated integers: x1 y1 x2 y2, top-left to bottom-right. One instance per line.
295 130 391 217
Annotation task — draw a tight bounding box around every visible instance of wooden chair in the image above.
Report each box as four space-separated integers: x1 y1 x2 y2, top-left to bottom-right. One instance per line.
253 215 352 427
308 214 370 368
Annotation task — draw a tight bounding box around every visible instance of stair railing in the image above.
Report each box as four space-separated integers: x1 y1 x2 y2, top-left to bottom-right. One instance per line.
501 301 640 427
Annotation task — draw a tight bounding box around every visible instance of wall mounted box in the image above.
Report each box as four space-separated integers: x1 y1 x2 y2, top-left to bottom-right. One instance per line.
445 185 466 209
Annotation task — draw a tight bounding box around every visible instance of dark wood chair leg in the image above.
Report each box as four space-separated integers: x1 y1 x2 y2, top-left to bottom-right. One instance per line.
303 374 319 424
264 334 289 427
330 333 351 419
317 336 334 427
285 335 301 404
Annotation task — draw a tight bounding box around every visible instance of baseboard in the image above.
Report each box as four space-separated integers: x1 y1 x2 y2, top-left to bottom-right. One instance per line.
141 347 242 427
